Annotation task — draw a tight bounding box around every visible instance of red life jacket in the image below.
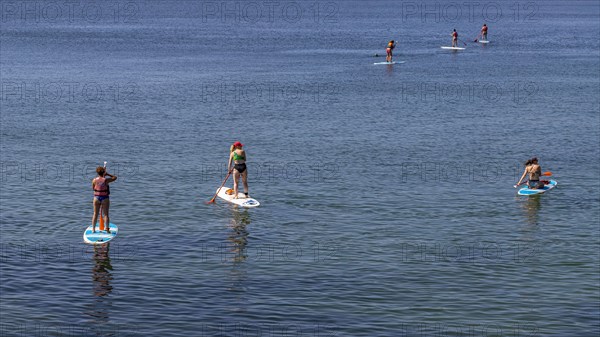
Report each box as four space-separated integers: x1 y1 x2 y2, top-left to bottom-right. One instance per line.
94 176 110 196
482 26 488 32
452 32 458 38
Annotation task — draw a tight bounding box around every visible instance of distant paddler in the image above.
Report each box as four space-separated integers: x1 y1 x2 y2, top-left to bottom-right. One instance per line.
475 24 488 42
92 165 117 233
386 40 397 63
451 29 459 47
480 23 488 41
228 141 249 199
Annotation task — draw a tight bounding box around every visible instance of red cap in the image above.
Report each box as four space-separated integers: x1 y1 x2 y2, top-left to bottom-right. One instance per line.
233 141 243 147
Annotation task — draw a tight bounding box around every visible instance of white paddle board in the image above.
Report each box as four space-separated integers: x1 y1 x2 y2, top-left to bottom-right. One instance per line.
83 223 118 244
441 46 465 50
517 180 557 196
217 187 260 208
479 40 490 44
373 61 405 65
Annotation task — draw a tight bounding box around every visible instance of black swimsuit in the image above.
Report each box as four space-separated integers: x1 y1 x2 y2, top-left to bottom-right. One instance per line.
234 163 246 173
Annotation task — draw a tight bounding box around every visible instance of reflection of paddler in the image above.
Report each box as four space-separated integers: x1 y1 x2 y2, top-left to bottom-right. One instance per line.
85 244 114 325
92 244 113 297
524 194 541 226
225 209 251 313
227 209 250 263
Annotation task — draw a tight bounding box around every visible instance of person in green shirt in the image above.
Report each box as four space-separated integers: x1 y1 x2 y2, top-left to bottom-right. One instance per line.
228 141 249 198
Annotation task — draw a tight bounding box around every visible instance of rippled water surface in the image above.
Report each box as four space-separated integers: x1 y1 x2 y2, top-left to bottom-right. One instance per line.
1 1 599 336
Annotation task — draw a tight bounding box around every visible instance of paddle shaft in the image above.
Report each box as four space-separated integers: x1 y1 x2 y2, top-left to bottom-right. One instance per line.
99 161 107 230
207 169 233 203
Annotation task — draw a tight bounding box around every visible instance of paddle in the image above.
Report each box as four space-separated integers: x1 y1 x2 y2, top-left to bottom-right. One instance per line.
514 172 552 188
474 33 481 42
99 206 105 231
458 38 467 46
99 161 107 231
206 169 233 204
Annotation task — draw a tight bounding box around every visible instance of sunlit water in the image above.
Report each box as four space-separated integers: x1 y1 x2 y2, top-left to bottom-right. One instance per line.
1 1 599 336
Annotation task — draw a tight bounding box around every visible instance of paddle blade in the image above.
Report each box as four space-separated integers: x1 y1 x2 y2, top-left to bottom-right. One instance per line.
542 171 552 176
99 213 105 231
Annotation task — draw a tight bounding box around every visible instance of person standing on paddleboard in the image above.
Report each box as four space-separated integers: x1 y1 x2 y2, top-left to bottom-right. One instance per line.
386 40 396 63
480 24 488 41
92 166 117 233
516 157 544 189
228 141 249 199
451 29 458 47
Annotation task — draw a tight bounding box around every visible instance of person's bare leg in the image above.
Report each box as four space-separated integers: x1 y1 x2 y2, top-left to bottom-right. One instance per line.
242 170 249 197
102 199 111 233
92 198 101 232
233 170 240 199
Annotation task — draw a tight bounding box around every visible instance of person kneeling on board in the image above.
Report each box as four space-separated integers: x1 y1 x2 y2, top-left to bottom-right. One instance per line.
92 166 117 233
228 141 249 199
516 157 544 189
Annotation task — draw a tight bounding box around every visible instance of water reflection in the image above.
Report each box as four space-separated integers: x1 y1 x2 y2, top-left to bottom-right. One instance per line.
84 244 114 326
386 63 395 75
226 208 251 313
520 195 542 227
227 209 251 264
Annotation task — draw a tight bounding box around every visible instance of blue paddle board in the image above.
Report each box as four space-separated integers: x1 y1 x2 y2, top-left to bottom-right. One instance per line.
83 223 118 244
517 180 557 196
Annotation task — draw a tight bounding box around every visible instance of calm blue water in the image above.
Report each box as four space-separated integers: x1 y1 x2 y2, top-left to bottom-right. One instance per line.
1 1 599 336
